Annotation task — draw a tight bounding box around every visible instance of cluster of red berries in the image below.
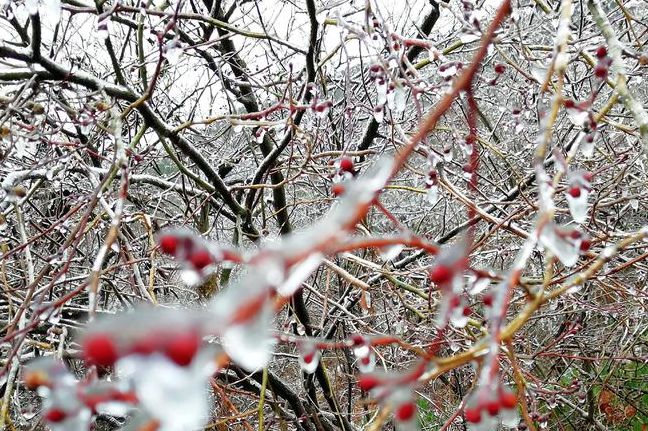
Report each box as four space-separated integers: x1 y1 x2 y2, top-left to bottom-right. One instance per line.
464 387 518 424
158 231 241 271
82 328 202 368
357 374 418 423
593 46 611 80
24 360 140 426
159 233 214 271
43 388 138 423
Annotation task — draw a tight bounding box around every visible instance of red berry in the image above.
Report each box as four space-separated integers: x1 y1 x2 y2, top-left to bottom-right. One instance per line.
130 335 161 356
464 406 482 423
338 157 354 173
164 332 200 366
395 402 416 421
500 390 518 409
360 355 371 365
358 375 380 391
484 399 501 416
463 306 472 316
302 351 316 364
83 333 119 367
189 249 212 270
23 371 47 390
564 99 576 109
44 408 67 423
450 295 461 308
594 64 608 79
595 46 607 59
350 334 365 346
579 238 592 252
494 63 506 74
582 171 594 183
568 186 581 198
112 390 138 404
159 235 178 255
483 294 493 307
430 265 453 285
331 183 345 197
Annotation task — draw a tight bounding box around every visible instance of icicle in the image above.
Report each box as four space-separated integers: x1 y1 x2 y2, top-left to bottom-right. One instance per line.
164 38 183 65
539 224 579 267
25 0 38 15
450 298 469 328
443 144 453 162
386 83 396 110
468 276 490 295
499 407 520 428
255 128 266 144
426 185 439 205
375 78 388 105
43 0 61 24
96 15 111 39
581 133 595 157
379 244 404 262
394 85 407 112
373 105 384 123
